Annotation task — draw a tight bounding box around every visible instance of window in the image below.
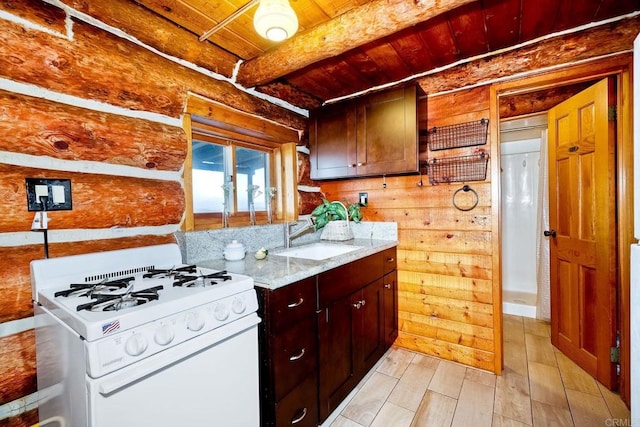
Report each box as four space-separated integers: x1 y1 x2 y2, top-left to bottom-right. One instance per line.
192 141 270 215
183 96 300 231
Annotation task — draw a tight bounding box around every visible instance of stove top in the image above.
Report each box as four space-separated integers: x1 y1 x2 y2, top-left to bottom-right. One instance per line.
31 244 255 342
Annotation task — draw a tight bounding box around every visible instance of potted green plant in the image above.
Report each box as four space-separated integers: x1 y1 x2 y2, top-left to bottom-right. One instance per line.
311 199 363 240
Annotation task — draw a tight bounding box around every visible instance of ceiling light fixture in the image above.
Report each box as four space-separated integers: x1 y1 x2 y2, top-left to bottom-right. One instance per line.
253 0 298 42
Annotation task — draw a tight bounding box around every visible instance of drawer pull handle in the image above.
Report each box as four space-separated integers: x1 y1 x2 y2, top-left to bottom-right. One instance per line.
291 407 307 424
289 348 305 361
287 297 304 308
384 283 391 289
386 257 395 262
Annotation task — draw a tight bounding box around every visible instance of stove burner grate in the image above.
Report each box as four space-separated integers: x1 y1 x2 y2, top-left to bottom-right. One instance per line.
54 277 135 298
173 270 232 287
76 285 164 312
143 265 197 278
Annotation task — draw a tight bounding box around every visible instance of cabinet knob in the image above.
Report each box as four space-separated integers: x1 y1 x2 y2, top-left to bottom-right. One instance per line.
289 348 306 361
352 302 362 309
287 297 304 308
357 162 364 166
291 407 308 424
361 299 366 306
348 163 356 167
384 283 391 289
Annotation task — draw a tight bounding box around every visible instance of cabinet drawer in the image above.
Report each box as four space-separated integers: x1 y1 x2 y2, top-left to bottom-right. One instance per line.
318 252 383 307
273 316 317 400
270 277 316 335
382 247 397 274
275 374 318 427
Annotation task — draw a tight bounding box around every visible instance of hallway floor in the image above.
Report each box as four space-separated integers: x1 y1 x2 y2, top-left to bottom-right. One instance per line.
326 314 631 427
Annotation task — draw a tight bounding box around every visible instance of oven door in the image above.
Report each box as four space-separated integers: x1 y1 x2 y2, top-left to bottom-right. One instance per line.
86 314 260 427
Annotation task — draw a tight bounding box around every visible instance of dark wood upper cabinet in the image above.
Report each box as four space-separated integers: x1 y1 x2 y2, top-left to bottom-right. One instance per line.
310 85 423 180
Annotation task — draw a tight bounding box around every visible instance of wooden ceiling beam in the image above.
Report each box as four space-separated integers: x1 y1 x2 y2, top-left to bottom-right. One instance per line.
235 0 477 87
61 0 239 77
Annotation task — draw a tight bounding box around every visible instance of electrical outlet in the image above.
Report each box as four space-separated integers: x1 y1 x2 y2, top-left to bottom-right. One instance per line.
26 178 73 211
359 192 368 207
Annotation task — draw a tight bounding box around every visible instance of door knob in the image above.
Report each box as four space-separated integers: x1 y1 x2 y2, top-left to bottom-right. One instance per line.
543 230 557 238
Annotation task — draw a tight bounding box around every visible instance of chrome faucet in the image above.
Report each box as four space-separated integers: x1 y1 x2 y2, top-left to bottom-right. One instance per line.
284 217 315 248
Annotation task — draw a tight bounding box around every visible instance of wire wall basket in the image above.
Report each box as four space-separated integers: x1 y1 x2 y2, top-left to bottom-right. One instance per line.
426 153 489 184
426 118 489 151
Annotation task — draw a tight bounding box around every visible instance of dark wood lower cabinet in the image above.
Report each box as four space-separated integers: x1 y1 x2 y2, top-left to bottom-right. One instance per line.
256 277 318 427
257 247 398 426
275 375 318 427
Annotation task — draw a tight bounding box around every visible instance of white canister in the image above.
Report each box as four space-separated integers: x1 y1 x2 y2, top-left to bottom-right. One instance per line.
224 240 246 260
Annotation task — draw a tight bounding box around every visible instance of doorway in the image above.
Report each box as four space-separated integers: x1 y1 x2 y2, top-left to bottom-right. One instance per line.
500 114 548 320
490 55 634 404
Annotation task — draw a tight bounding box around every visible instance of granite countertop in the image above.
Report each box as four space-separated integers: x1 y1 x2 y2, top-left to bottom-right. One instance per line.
197 239 398 290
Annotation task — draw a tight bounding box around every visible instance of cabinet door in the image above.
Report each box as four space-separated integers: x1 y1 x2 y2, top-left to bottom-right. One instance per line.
310 101 357 179
317 294 357 422
383 271 398 349
355 86 419 176
358 278 385 374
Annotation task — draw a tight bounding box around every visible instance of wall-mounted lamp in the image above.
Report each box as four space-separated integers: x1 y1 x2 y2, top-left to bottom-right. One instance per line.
253 0 298 41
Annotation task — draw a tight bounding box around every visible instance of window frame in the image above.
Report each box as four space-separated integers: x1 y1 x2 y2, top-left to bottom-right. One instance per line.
182 96 300 231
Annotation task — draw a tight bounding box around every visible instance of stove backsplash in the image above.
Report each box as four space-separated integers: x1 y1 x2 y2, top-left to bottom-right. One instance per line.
176 221 398 265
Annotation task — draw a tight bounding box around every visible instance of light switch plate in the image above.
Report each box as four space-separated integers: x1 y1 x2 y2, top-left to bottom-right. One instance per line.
26 178 73 211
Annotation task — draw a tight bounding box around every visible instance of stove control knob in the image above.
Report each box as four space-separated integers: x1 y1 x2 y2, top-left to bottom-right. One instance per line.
214 303 230 321
186 311 205 331
231 296 246 314
154 324 174 346
125 333 148 357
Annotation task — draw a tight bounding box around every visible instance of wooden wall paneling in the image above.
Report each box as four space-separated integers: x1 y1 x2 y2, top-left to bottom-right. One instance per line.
0 90 186 171
398 291 493 327
399 311 494 351
0 330 35 406
0 16 305 131
395 330 494 371
400 270 493 303
398 229 492 256
426 88 490 126
365 206 491 231
398 249 493 280
0 236 176 324
0 165 184 233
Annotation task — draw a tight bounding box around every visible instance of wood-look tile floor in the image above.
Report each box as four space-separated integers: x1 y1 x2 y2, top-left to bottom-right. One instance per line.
327 315 631 427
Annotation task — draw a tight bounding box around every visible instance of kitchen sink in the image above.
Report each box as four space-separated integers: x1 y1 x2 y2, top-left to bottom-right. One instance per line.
273 242 363 261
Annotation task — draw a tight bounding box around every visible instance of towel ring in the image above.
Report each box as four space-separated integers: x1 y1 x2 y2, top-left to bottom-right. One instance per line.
452 185 479 211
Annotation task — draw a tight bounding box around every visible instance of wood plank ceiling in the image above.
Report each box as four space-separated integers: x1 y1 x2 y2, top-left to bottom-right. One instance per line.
128 0 639 110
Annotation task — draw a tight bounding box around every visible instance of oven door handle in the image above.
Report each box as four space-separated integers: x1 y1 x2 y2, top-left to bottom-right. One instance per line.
97 314 260 396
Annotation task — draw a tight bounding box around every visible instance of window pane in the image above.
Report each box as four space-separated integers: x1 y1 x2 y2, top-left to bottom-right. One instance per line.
236 147 268 212
192 141 225 213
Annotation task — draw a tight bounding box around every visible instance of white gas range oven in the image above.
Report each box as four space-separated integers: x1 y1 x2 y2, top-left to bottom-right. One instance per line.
30 243 260 427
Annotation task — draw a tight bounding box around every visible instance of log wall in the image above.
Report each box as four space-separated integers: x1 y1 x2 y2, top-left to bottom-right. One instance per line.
0 1 305 424
322 86 495 370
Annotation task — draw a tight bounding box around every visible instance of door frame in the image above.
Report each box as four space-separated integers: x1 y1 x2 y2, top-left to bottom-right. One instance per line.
489 55 634 403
